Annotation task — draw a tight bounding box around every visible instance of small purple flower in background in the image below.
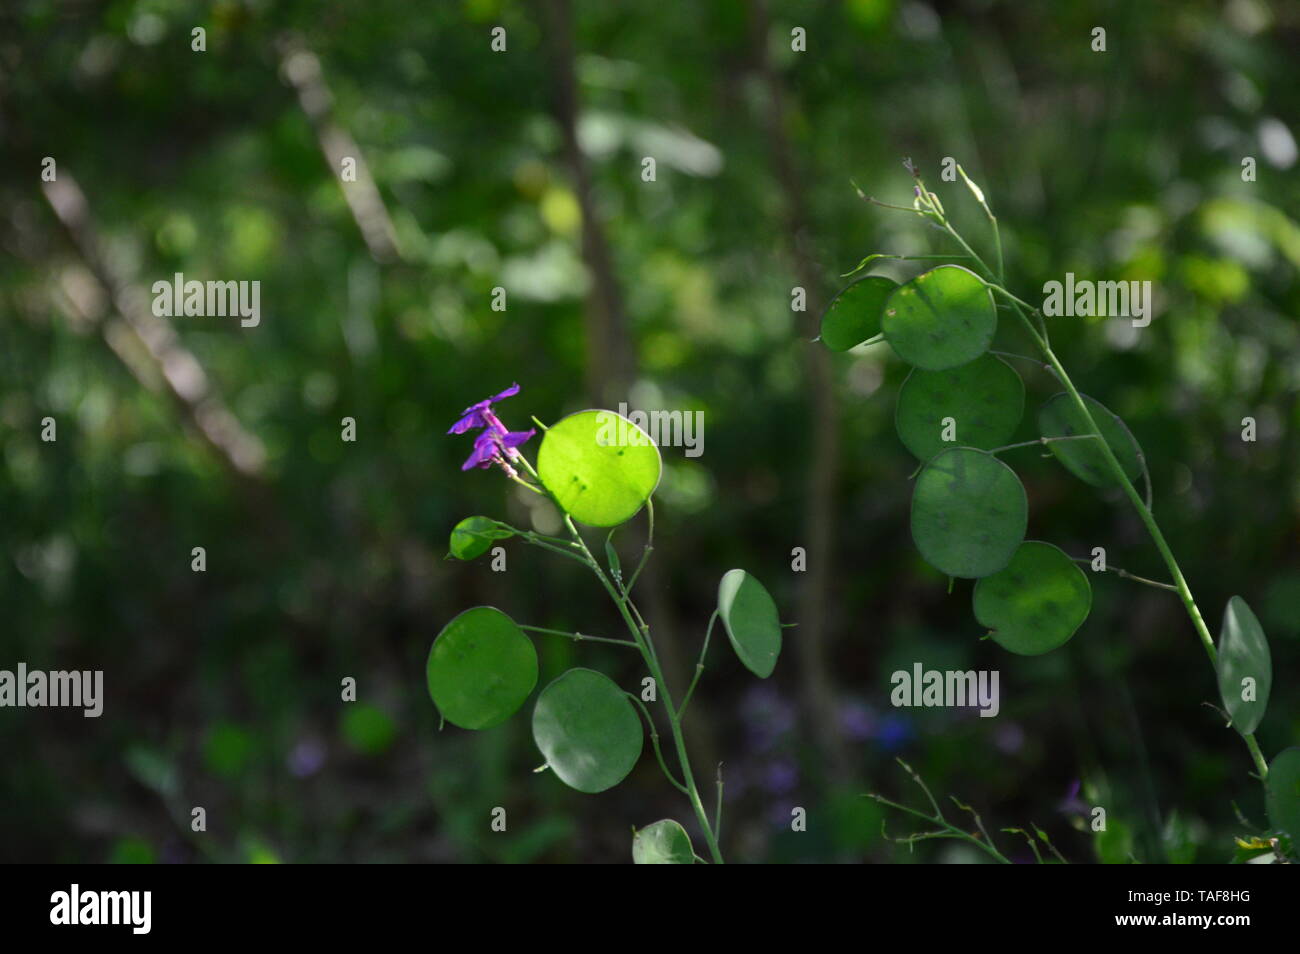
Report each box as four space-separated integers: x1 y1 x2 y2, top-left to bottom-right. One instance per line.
767 801 797 828
763 757 799 795
741 685 797 753
993 722 1024 755
448 383 535 475
838 699 877 742
875 713 914 752
288 738 326 778
1057 779 1089 818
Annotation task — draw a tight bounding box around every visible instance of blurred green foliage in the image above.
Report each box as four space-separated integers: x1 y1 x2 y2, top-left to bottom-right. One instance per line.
0 0 1296 862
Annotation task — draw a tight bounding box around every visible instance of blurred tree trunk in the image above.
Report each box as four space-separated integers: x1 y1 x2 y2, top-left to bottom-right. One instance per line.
746 0 850 783
541 0 636 410
540 0 722 799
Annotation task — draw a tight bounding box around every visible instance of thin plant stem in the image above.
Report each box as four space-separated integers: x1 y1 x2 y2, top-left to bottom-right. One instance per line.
512 452 726 861
680 609 718 718
622 499 654 593
714 763 724 841
516 533 591 569
867 794 1011 863
868 759 1015 863
518 624 638 648
987 434 1103 455
1067 557 1179 593
840 250 971 279
627 692 689 795
920 204 1270 782
989 349 1048 368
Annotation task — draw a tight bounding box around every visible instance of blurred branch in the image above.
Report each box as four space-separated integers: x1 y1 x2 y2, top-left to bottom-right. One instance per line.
277 33 405 265
40 173 267 481
746 0 848 783
540 0 635 408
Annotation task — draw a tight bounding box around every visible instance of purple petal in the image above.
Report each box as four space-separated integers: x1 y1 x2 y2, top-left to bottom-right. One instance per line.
500 428 535 449
447 401 491 435
461 432 499 470
448 385 521 434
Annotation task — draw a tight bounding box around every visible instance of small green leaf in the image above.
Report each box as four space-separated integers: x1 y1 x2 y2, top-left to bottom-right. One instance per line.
1217 596 1271 735
632 819 695 864
820 275 896 352
537 409 662 528
1038 393 1144 489
1266 748 1300 841
973 541 1091 655
717 569 782 678
532 668 643 793
911 447 1027 578
1095 816 1135 865
427 606 538 730
341 703 397 754
895 354 1024 461
882 265 997 370
449 516 513 561
204 723 256 779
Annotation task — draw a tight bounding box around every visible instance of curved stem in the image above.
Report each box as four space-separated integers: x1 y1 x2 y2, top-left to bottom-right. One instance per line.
883 188 1272 784
988 276 1269 781
679 609 718 718
511 453 726 858
627 692 689 795
1067 557 1179 593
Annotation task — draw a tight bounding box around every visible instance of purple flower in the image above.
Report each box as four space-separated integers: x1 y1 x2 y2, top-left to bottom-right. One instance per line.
447 383 521 435
875 713 914 752
448 384 535 474
763 757 799 794
461 426 535 471
1057 779 1088 818
838 700 877 742
288 738 326 778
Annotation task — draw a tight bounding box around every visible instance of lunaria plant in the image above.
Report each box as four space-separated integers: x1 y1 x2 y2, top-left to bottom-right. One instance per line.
430 384 787 863
824 161 1293 862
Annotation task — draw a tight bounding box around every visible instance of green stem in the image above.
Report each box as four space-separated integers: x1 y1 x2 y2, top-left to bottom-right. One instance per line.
881 184 1271 789
679 609 718 718
987 434 1103 455
622 499 655 593
1067 557 1180 593
518 624 638 648
627 692 689 795
866 793 1011 863
511 452 725 861
980 268 1269 782
592 554 724 862
903 184 1270 784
